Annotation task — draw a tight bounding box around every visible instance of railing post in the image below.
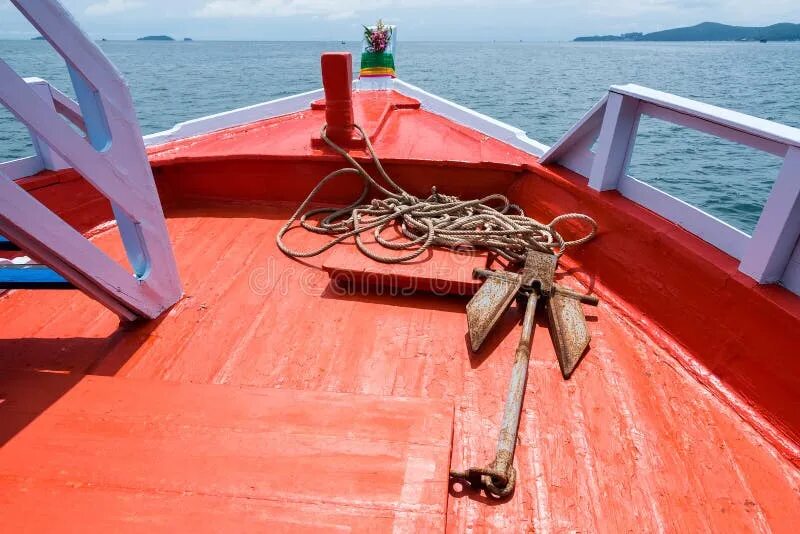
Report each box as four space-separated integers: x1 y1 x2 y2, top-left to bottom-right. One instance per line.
25 80 69 171
588 92 640 191
740 146 800 283
67 65 149 278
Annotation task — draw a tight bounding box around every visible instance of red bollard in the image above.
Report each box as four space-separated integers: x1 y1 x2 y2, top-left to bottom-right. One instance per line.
320 53 355 145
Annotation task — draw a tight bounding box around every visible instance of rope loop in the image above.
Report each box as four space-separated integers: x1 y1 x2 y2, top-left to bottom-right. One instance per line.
547 213 598 256
276 124 598 264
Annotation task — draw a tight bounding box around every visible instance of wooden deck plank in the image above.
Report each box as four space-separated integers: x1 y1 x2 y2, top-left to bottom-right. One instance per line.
123 215 256 379
0 374 453 532
0 478 445 533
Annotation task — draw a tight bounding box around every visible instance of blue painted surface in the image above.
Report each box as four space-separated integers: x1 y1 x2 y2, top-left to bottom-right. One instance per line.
0 265 73 289
0 236 20 251
67 64 151 279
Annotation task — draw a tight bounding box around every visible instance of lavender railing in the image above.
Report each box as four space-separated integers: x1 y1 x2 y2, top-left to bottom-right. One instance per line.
540 84 800 296
0 0 181 319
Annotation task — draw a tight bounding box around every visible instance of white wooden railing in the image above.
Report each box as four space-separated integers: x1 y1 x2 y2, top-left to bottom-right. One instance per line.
0 77 79 179
541 84 800 295
0 0 181 319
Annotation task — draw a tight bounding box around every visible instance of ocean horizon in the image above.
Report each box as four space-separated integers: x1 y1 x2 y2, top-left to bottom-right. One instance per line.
2 40 799 233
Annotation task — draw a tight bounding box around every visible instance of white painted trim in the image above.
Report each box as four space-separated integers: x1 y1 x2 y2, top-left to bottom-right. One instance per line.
638 102 788 158
143 88 324 146
557 149 594 179
781 244 800 294
540 95 607 165
618 174 749 258
739 146 800 283
0 156 44 181
356 77 393 91
22 77 85 131
24 78 70 171
392 78 549 157
589 92 640 191
612 84 800 149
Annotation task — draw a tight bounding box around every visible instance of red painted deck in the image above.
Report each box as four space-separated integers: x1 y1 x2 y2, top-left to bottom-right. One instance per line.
146 90 531 171
322 240 507 296
1 201 798 531
2 87 800 531
1 373 452 532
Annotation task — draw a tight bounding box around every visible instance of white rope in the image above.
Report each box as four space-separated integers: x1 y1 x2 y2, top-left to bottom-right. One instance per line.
277 124 597 264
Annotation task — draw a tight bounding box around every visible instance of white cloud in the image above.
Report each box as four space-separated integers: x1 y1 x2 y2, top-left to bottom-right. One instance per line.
197 0 333 18
85 0 145 16
192 0 800 22
2 0 796 40
327 10 356 21
195 0 479 18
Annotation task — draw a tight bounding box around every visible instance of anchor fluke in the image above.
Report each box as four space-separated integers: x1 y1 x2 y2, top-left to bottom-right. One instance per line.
466 271 521 352
548 289 592 379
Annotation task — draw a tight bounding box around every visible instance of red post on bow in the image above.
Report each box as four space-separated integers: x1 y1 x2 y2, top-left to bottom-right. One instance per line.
320 53 356 145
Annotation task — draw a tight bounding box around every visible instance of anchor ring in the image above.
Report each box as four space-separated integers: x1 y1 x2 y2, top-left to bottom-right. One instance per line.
449 465 517 499
483 465 517 499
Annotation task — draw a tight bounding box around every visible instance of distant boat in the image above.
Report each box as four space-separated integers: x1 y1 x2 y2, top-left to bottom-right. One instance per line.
183 38 193 42
760 38 768 43
341 40 346 44
31 36 45 41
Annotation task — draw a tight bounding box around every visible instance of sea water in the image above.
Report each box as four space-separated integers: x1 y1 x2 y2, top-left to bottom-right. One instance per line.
1 40 799 234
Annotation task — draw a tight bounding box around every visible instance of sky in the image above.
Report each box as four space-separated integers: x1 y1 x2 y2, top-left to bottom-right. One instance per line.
1 0 798 41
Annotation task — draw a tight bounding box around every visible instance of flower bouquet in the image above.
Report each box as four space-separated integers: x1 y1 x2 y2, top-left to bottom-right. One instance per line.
360 20 396 77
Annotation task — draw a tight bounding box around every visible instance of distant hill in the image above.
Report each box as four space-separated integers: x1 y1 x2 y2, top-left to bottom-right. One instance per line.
575 22 800 42
137 35 175 41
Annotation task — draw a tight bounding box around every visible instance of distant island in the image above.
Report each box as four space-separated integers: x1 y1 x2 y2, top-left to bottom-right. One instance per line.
137 35 175 41
575 22 800 42
31 36 45 41
183 38 193 42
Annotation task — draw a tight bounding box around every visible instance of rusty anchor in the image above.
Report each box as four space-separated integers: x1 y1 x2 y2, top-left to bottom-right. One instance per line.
449 250 599 498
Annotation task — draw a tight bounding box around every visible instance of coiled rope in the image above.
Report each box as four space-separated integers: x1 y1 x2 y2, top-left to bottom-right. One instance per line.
277 124 597 264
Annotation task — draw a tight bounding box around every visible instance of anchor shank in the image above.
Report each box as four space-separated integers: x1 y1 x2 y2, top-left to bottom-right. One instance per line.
494 292 538 477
